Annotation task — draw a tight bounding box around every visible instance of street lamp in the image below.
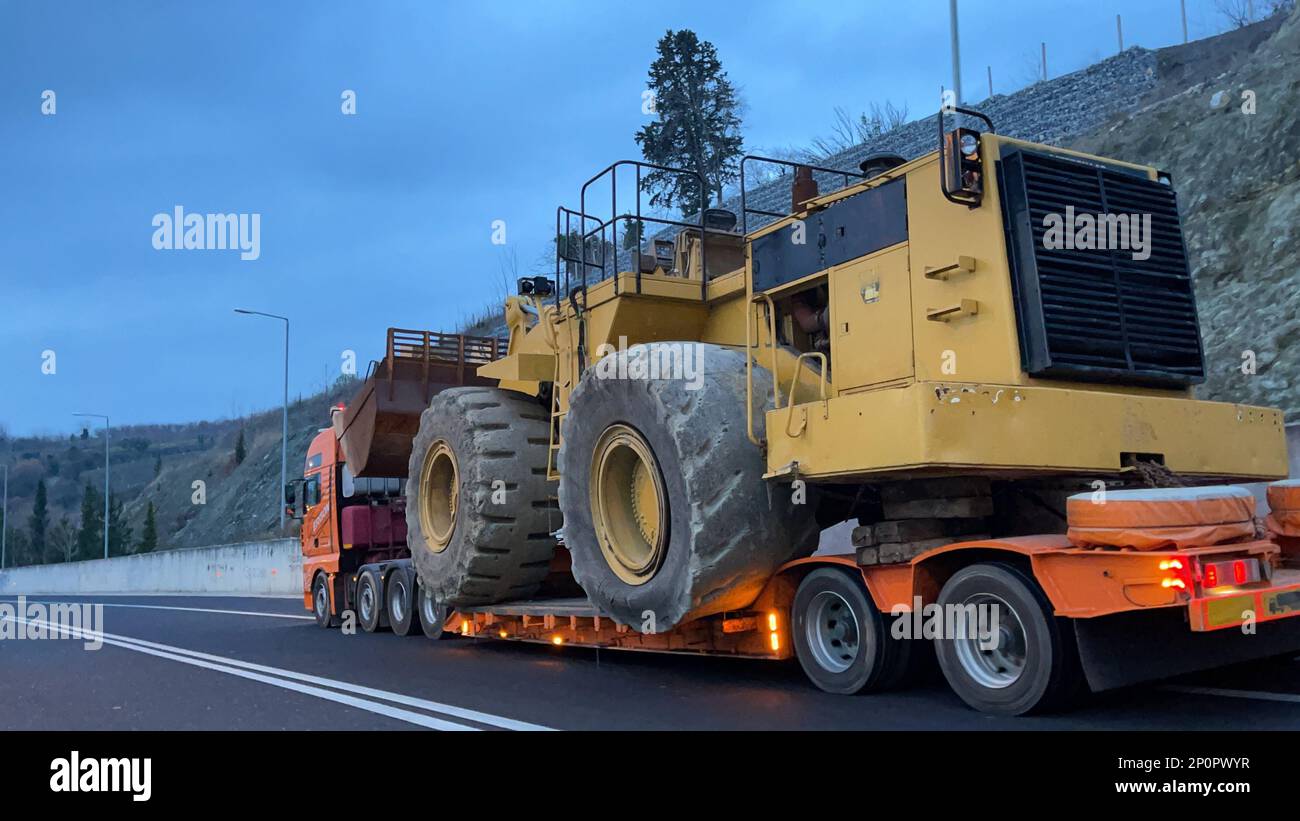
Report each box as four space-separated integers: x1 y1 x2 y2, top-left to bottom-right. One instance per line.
73 412 110 560
2 463 9 569
235 308 289 529
949 0 962 106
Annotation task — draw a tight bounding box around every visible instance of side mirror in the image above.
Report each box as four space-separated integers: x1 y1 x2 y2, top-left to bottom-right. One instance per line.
284 481 305 520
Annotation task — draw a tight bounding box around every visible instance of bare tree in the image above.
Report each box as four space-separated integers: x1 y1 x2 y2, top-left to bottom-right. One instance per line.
495 246 518 305
806 101 910 160
1218 0 1295 27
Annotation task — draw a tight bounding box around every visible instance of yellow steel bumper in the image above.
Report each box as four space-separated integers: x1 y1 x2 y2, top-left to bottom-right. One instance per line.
765 381 1288 482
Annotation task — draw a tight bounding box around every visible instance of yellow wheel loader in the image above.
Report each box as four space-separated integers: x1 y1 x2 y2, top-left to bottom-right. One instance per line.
321 109 1296 715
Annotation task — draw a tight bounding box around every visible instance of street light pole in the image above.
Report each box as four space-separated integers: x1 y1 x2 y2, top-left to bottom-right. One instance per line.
948 0 963 106
2 463 8 569
73 412 110 559
235 308 290 530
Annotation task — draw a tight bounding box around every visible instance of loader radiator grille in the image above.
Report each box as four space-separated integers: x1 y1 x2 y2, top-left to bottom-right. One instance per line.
999 149 1205 387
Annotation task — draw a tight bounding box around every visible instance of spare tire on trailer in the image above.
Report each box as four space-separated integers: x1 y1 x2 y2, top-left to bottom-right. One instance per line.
405 387 560 607
558 342 818 632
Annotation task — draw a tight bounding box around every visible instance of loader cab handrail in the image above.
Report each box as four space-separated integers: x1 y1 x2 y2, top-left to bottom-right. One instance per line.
739 155 866 234
573 159 714 300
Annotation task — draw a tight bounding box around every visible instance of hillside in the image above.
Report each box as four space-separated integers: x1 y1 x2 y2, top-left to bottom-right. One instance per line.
0 378 356 565
1069 9 1300 418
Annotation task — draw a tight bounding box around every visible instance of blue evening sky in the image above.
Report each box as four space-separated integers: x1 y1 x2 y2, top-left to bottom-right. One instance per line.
0 0 1235 435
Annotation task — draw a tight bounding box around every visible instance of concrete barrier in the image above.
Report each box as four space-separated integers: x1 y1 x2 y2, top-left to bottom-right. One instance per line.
0 539 300 596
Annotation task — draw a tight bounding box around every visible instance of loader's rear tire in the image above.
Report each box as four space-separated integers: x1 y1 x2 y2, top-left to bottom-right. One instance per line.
558 343 818 631
792 568 912 695
405 387 559 607
386 569 419 637
933 562 1084 716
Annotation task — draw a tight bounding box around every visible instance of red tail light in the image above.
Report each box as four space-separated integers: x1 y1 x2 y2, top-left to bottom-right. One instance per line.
1199 557 1262 591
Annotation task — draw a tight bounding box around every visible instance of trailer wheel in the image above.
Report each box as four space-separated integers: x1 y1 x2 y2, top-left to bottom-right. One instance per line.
559 343 817 631
386 570 419 637
357 569 383 634
405 387 558 606
792 568 912 694
934 562 1083 715
418 586 447 640
312 573 338 629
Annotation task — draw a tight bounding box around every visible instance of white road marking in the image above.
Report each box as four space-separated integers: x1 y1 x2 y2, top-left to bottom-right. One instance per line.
0 599 313 621
4 614 553 731
1161 685 1300 704
8 615 479 731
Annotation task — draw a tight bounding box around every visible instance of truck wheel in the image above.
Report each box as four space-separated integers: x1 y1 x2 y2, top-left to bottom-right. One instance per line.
933 562 1083 715
558 343 817 631
312 573 338 629
386 570 419 637
405 387 558 607
357 569 383 633
792 568 912 694
418 586 447 640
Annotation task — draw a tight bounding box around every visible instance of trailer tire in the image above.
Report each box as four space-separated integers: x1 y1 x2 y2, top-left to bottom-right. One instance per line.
558 343 818 631
406 387 559 607
418 585 447 640
792 567 912 694
934 562 1084 715
386 569 419 637
357 569 383 633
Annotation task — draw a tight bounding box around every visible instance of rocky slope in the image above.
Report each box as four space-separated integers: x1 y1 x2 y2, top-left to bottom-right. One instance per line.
1070 8 1300 419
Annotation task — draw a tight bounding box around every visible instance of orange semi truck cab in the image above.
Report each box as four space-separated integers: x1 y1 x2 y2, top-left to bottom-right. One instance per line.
290 422 417 631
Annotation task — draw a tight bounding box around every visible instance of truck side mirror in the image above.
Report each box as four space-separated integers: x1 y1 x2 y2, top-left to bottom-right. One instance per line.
284 481 305 520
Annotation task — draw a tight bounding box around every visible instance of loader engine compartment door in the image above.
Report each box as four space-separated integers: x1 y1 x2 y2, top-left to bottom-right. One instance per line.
829 245 914 392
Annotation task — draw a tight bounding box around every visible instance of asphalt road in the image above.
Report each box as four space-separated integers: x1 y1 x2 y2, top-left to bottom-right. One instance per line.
2 594 1299 731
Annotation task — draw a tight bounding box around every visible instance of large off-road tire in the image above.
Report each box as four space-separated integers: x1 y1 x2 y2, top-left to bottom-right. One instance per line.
558 342 818 631
405 387 559 607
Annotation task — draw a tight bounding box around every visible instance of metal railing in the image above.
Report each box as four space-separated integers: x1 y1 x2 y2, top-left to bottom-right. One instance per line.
739 155 866 234
383 328 506 401
564 159 719 302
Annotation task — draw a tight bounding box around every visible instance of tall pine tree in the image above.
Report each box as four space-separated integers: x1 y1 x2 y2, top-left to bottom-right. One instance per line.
76 481 103 561
107 493 132 557
28 478 49 563
634 29 744 216
138 501 158 553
